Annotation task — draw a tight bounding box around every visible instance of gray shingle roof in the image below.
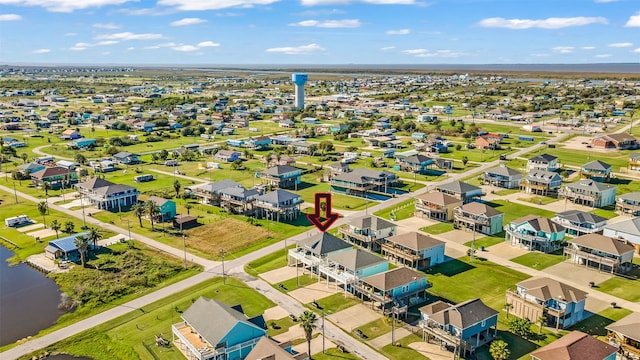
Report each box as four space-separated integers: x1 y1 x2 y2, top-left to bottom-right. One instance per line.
606 312 640 342
260 165 300 176
93 183 137 195
531 331 617 360
361 267 425 291
331 168 395 185
511 215 565 234
436 180 481 195
582 159 611 171
457 202 503 217
618 191 640 202
526 170 561 184
529 153 557 163
428 298 498 330
416 191 461 206
181 297 264 347
565 179 615 192
517 277 587 303
485 165 521 177
555 210 606 225
604 217 640 235
77 177 113 190
385 232 444 251
327 248 387 271
255 189 300 204
348 215 396 231
298 232 351 256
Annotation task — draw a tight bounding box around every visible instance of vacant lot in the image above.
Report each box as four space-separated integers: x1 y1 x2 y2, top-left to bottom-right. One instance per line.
185 217 269 254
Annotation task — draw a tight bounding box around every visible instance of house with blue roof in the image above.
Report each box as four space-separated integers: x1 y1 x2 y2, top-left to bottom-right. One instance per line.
172 297 267 360
245 136 271 150
44 232 88 261
72 138 97 149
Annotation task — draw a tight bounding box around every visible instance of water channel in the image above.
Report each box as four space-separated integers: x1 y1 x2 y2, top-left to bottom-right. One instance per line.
0 246 65 347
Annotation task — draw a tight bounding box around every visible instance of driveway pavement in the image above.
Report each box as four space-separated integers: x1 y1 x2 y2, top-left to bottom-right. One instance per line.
437 229 476 245
367 328 411 349
292 335 336 357
327 303 382 332
544 261 614 287
261 266 299 284
16 223 44 232
486 241 529 260
409 341 457 360
263 305 290 321
288 282 339 305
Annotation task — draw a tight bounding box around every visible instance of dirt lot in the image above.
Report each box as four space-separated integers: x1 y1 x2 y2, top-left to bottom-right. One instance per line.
561 136 618 153
184 218 269 254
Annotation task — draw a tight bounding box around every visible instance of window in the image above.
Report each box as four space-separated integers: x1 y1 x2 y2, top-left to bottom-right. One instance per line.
481 320 486 327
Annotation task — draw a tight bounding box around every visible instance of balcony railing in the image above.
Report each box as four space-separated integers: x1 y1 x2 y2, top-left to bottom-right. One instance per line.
505 228 553 243
454 212 490 226
506 290 565 318
380 243 421 262
338 225 377 243
559 189 601 201
564 247 620 268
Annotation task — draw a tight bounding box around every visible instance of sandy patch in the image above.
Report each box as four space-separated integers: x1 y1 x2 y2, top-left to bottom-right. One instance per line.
27 228 57 240
263 306 291 322
272 324 306 343
562 136 617 153
544 261 614 286
15 223 44 232
409 341 456 360
485 241 529 260
437 229 476 245
327 303 382 332
288 281 339 304
261 266 299 284
396 217 436 233
367 328 411 349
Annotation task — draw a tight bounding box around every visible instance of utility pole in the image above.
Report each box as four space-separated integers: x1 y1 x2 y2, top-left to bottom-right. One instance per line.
182 234 187 269
391 306 396 346
322 310 326 354
13 183 18 204
470 226 475 262
220 248 226 284
80 194 86 229
127 219 132 241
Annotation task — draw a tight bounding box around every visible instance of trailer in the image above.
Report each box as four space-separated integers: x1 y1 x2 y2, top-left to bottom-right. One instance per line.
5 215 31 227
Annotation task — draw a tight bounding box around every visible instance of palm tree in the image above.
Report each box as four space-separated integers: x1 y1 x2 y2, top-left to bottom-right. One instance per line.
131 202 145 227
145 200 160 230
50 219 61 238
185 203 193 215
537 315 547 335
299 311 317 359
74 235 89 267
173 179 182 198
503 302 513 319
87 227 103 249
37 201 48 227
63 220 75 234
489 339 510 360
43 182 51 197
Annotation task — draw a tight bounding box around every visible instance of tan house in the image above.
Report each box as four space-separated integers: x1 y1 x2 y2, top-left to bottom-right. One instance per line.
606 312 640 360
531 331 617 360
564 233 635 274
414 192 462 221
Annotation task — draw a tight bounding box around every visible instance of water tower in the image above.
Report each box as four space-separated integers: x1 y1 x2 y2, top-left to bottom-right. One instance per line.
292 73 308 110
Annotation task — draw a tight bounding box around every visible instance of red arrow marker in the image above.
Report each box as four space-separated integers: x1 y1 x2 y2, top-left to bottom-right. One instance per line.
306 192 339 232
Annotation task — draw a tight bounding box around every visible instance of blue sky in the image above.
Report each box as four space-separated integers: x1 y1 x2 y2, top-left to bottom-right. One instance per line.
0 0 639 65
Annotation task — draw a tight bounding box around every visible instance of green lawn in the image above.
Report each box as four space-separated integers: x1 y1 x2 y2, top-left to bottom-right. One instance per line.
569 307 632 339
311 347 362 360
521 146 633 172
517 196 559 206
373 198 415 221
590 206 618 220
307 293 362 316
463 231 506 249
379 334 429 360
596 270 640 302
277 274 316 293
486 199 556 224
494 188 521 196
267 316 298 337
510 250 565 270
356 318 392 340
245 245 293 277
26 277 276 360
420 222 454 235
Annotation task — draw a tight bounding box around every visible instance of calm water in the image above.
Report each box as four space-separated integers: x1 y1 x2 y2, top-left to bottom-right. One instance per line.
0 246 65 346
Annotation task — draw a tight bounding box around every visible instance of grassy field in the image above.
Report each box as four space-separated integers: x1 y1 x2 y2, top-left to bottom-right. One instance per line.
306 293 362 316
510 250 565 270
379 334 429 360
25 277 276 360
596 267 640 302
244 245 293 277
517 196 559 206
463 231 507 249
487 199 556 224
311 347 362 360
373 198 415 221
521 145 633 172
355 318 392 340
420 222 454 235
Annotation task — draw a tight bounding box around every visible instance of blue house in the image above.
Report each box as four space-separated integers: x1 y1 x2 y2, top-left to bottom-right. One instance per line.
358 267 430 313
505 215 566 253
327 248 389 280
411 132 427 140
245 136 271 150
72 138 96 148
420 298 498 356
44 232 88 261
396 154 433 174
256 165 302 190
148 196 177 221
330 123 349 133
507 277 587 330
214 150 242 162
226 139 245 148
172 297 267 360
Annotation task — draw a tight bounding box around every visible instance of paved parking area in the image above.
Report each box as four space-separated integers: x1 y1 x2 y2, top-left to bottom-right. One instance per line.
437 229 475 245
544 261 614 286
395 217 435 232
16 223 44 232
263 305 290 321
327 303 381 332
485 241 529 260
288 282 338 304
261 266 299 285
28 228 57 240
409 341 456 360
367 328 411 349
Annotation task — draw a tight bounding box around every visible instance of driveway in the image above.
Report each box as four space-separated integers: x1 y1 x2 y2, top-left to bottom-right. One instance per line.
485 241 529 260
395 217 435 233
367 327 411 349
261 266 299 285
292 335 336 357
263 305 290 321
288 282 339 305
409 341 457 360
544 261 614 287
327 303 382 332
437 229 476 245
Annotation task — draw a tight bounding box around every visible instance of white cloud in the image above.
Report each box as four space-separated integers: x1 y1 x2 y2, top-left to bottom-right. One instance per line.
386 28 410 35
552 46 575 54
170 17 207 26
95 32 163 40
96 40 119 46
581 46 596 50
126 47 135 50
289 19 361 28
158 0 279 11
409 49 465 58
634 48 640 53
380 46 396 51
172 45 200 52
70 42 92 51
595 54 612 58
0 14 22 21
266 43 325 55
402 48 427 55
301 0 416 5
530 53 550 57
144 42 177 49
477 16 608 29
93 22 120 29
295 8 344 16
33 48 50 54
626 12 640 27
608 42 633 48
197 41 220 47
64 32 77 36
594 0 618 3
0 0 135 13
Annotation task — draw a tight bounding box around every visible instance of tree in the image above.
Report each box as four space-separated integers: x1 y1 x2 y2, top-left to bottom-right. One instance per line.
318 140 334 155
63 220 75 234
145 200 160 229
159 149 169 161
131 202 145 227
75 153 87 165
462 156 469 167
299 311 317 358
173 179 182 198
87 227 103 249
37 201 48 227
151 153 159 164
489 339 510 360
508 317 532 338
50 219 61 238
43 182 51 197
537 315 547 335
308 144 318 156
503 302 513 319
74 235 89 267
185 203 193 215
20 153 28 164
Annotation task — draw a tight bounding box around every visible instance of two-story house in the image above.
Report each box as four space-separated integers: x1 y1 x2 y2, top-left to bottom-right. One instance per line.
521 170 562 197
616 192 640 216
356 267 430 315
564 233 635 274
288 232 352 272
113 151 140 165
435 181 484 204
527 154 559 172
253 190 302 222
147 196 177 221
214 150 242 163
322 248 389 294
414 192 462 221
187 180 243 206
219 186 259 215
172 297 267 360
395 154 433 174
76 177 140 211
381 232 445 269
30 166 78 190
454 202 504 235
505 215 566 253
419 298 498 357
580 159 612 182
606 312 640 360
628 153 640 172
245 136 272 150
551 210 607 236
604 217 640 254
256 165 302 190
338 215 397 252
245 337 308 360
559 179 617 208
506 277 587 330
483 165 522 189
330 168 397 197
531 331 617 360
